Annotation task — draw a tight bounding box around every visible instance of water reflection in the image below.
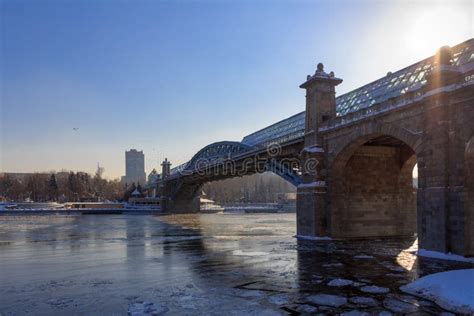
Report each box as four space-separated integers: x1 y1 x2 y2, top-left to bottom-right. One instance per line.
0 213 471 315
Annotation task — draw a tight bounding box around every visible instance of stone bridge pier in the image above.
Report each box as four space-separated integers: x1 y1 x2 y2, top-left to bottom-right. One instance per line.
159 158 201 214
297 51 474 257
162 180 202 214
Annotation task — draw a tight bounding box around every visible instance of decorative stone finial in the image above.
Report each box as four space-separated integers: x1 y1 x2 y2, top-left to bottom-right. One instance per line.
301 62 342 88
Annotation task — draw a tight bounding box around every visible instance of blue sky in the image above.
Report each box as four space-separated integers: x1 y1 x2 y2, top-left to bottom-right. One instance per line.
1 0 472 179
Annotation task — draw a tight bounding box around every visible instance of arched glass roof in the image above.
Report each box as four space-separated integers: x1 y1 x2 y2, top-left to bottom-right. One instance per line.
242 39 473 147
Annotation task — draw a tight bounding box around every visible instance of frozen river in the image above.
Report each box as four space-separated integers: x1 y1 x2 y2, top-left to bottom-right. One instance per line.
0 213 471 315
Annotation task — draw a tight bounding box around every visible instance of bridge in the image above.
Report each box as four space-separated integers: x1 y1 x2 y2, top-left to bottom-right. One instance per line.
155 38 474 257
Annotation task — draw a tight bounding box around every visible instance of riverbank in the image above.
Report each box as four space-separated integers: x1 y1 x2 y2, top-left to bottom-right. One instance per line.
0 209 166 216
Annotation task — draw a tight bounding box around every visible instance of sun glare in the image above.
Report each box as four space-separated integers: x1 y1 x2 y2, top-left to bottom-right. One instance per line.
404 1 472 58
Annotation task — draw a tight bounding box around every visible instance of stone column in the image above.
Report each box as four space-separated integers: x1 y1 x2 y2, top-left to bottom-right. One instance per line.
418 46 466 254
161 158 171 179
160 158 172 210
296 63 342 238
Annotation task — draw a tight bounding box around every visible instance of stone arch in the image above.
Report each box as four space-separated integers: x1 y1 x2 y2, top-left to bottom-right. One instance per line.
330 122 422 166
328 126 419 238
465 136 474 256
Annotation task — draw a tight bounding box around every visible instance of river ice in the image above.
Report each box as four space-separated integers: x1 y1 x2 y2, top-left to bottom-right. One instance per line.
0 213 472 315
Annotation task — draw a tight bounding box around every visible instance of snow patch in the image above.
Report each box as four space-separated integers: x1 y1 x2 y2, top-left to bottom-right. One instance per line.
416 249 474 263
306 294 347 307
400 269 474 314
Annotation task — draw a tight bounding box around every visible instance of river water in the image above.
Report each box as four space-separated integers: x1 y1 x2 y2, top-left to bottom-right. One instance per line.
0 213 471 315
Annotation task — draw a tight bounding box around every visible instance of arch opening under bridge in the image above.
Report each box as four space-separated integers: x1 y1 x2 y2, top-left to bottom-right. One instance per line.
329 134 418 239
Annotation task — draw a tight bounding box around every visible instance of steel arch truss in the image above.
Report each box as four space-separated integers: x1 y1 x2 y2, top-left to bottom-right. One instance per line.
265 159 302 187
184 141 254 173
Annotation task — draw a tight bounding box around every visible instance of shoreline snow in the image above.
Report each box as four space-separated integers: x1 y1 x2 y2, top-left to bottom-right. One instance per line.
400 269 474 314
416 249 474 263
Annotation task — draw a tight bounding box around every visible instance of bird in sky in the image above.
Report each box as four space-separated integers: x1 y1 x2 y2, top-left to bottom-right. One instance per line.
72 127 79 131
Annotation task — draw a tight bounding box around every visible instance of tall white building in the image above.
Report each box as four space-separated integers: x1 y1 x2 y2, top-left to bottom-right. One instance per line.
122 149 146 186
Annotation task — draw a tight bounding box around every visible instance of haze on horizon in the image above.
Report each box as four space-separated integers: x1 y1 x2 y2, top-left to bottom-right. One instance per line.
1 0 472 179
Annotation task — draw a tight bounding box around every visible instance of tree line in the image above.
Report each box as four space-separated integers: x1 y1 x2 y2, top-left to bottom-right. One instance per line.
0 167 124 202
1 170 296 203
203 172 296 204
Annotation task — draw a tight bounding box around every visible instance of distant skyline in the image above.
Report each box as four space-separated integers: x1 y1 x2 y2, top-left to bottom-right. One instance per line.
1 0 472 179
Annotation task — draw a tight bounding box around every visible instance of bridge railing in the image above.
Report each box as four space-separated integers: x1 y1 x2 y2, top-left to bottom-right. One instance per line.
170 162 189 176
319 67 474 132
319 95 417 131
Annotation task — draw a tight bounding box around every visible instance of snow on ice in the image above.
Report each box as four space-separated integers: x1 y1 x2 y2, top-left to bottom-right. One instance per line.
400 269 474 314
417 249 474 263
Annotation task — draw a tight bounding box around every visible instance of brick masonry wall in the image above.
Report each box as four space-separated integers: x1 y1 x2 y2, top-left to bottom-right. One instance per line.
331 145 416 238
465 143 474 256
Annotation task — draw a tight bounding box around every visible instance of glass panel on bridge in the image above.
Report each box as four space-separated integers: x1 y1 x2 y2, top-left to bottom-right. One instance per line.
241 39 474 148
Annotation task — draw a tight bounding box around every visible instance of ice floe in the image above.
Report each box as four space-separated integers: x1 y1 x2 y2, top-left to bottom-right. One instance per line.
327 278 353 287
235 289 266 298
306 294 347 307
383 297 418 313
341 310 370 316
360 285 390 294
267 293 289 305
349 296 378 306
294 304 318 313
